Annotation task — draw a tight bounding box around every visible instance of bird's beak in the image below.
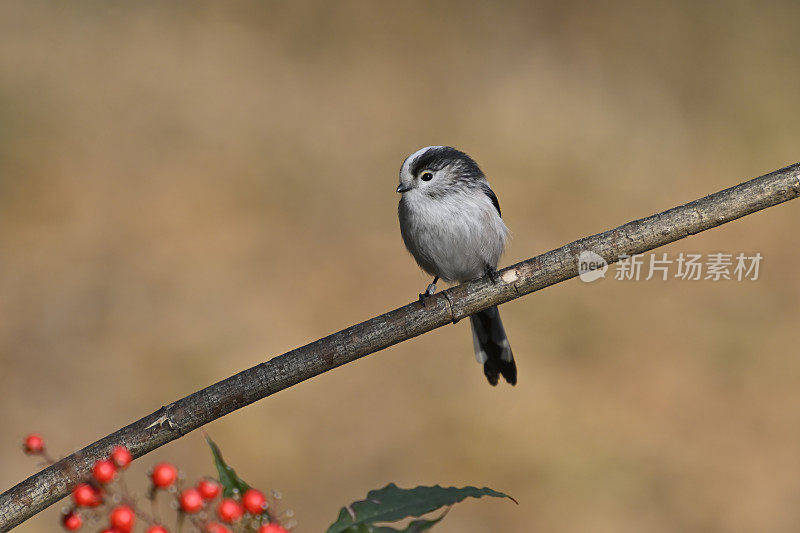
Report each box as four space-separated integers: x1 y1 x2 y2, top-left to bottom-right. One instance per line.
396 183 412 193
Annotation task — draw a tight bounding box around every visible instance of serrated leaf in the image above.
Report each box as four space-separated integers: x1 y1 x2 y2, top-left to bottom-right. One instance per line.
336 518 442 533
205 435 250 498
369 510 448 532
327 484 513 533
339 512 445 533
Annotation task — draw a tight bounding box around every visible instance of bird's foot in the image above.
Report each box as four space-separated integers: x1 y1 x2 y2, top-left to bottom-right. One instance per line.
485 266 499 283
418 282 437 304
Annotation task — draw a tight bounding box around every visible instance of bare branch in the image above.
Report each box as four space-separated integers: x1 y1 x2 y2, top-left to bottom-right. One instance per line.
2 163 799 531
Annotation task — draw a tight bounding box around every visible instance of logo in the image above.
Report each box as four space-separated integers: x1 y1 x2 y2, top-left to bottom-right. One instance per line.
577 251 608 282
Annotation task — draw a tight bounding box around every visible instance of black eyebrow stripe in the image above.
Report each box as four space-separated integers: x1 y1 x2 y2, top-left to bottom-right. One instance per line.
409 146 473 176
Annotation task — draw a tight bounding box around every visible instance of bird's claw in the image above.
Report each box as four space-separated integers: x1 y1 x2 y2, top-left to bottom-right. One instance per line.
419 282 437 304
486 266 499 283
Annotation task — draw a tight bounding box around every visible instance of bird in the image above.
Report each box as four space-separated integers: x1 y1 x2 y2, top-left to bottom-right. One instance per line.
396 146 516 386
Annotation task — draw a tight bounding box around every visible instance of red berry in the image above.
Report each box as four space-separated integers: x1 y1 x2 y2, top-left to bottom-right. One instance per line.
216 498 243 523
72 483 102 507
111 446 132 469
197 478 222 500
23 433 45 454
179 488 204 513
242 489 267 514
109 505 135 532
259 524 288 533
146 527 169 533
62 510 82 531
205 523 231 533
92 459 117 484
151 463 178 488
100 529 121 533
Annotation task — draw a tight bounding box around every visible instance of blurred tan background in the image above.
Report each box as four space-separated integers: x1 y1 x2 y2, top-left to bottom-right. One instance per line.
1 1 799 531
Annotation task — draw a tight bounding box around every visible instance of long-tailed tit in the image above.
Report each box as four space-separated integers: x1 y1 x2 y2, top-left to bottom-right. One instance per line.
397 146 516 386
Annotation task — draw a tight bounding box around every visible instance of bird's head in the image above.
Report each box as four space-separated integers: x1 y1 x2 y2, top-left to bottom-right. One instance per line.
396 146 485 197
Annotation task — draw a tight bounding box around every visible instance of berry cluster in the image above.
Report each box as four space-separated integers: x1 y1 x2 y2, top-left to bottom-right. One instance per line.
23 434 292 533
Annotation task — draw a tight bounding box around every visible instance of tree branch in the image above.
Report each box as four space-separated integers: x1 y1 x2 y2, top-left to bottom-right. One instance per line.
2 163 799 531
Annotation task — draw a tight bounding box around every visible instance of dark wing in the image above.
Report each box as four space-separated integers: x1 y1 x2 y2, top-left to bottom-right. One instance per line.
480 183 501 217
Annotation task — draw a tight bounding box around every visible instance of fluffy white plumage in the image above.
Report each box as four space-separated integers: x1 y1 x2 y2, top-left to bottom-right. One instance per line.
396 146 517 386
397 147 508 282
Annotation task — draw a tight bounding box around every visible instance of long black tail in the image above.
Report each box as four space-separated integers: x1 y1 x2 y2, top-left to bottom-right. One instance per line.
469 306 516 386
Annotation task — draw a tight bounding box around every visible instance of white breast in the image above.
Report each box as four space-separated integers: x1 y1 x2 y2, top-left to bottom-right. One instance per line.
399 189 508 282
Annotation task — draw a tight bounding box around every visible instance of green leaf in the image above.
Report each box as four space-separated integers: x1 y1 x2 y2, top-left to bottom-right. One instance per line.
327 484 514 533
205 435 250 498
369 510 448 532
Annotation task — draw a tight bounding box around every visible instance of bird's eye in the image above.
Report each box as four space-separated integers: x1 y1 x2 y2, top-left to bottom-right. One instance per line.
420 171 434 181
